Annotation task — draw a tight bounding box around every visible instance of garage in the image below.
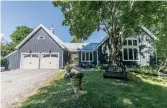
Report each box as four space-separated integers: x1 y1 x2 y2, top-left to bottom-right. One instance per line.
4 25 68 70
20 53 40 69
40 53 59 69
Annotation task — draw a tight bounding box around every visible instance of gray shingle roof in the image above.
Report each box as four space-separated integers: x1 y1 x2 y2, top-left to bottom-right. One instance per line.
64 43 99 51
64 43 88 52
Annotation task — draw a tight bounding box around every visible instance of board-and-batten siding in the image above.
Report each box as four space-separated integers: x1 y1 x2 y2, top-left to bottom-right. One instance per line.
5 50 20 70
5 28 64 70
138 33 156 66
63 50 70 67
98 38 110 65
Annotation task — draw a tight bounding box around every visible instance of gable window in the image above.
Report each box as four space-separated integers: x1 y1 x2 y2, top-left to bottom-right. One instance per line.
38 36 45 40
81 52 94 62
128 40 132 46
122 38 139 61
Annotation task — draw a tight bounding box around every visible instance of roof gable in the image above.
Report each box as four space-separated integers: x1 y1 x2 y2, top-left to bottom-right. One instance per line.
15 24 67 50
95 27 157 50
4 50 18 59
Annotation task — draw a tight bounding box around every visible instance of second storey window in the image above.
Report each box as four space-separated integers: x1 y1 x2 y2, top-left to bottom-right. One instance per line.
81 52 93 62
122 38 139 61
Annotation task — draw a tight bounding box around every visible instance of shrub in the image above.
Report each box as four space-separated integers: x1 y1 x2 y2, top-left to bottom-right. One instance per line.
0 57 5 67
139 66 158 75
94 64 101 70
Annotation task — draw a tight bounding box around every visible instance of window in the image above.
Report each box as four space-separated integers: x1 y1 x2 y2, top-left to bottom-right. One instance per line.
90 53 93 61
23 54 31 58
133 40 137 46
123 48 138 61
123 40 127 46
86 53 89 61
129 48 133 60
43 54 50 58
123 48 128 60
82 53 85 61
51 54 58 57
123 38 139 61
38 36 45 40
81 52 93 62
133 48 138 60
32 54 38 58
128 40 132 46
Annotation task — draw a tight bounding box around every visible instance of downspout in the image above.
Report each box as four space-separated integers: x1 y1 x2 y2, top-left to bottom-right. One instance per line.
97 50 98 65
62 50 64 68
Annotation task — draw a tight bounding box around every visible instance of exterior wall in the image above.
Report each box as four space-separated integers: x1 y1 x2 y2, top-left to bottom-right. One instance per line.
5 28 64 70
137 32 156 66
98 38 110 65
123 33 156 67
63 50 70 67
97 32 156 67
5 50 20 70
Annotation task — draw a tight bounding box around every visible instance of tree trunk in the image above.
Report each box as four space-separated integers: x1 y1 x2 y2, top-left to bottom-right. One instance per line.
108 34 118 66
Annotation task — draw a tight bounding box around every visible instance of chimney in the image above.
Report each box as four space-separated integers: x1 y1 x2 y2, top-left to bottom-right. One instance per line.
49 27 54 34
49 25 54 34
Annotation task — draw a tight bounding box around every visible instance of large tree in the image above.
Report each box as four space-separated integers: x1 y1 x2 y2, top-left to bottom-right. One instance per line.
70 36 83 43
53 1 167 65
11 26 33 45
1 26 33 57
1 43 15 57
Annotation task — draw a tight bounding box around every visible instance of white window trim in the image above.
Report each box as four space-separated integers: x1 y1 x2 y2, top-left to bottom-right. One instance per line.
81 52 94 62
122 37 140 61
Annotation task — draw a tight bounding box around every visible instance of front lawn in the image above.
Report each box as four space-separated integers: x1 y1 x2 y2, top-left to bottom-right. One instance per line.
19 71 167 108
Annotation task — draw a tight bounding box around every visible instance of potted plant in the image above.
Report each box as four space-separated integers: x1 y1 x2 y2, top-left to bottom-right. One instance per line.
70 70 84 93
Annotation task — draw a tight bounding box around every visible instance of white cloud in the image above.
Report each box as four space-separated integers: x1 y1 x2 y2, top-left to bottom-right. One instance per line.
0 33 11 44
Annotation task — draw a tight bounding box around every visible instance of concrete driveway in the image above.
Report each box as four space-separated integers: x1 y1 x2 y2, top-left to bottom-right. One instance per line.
1 69 59 108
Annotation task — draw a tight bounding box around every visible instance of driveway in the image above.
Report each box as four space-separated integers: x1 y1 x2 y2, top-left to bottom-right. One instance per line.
1 69 59 108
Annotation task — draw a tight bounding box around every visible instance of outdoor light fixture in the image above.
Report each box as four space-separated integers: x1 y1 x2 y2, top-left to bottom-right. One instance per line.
49 49 51 53
29 49 32 53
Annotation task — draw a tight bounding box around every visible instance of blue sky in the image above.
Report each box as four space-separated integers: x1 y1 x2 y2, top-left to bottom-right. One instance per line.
1 1 106 43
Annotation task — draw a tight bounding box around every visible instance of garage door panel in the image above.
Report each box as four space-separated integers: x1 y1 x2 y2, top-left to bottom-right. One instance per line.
20 54 39 69
40 53 59 69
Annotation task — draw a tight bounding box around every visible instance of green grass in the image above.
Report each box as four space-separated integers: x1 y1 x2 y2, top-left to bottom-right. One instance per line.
19 72 167 108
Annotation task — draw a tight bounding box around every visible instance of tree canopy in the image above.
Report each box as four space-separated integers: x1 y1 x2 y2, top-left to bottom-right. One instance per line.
1 26 33 57
70 36 83 43
11 26 33 45
53 1 167 63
